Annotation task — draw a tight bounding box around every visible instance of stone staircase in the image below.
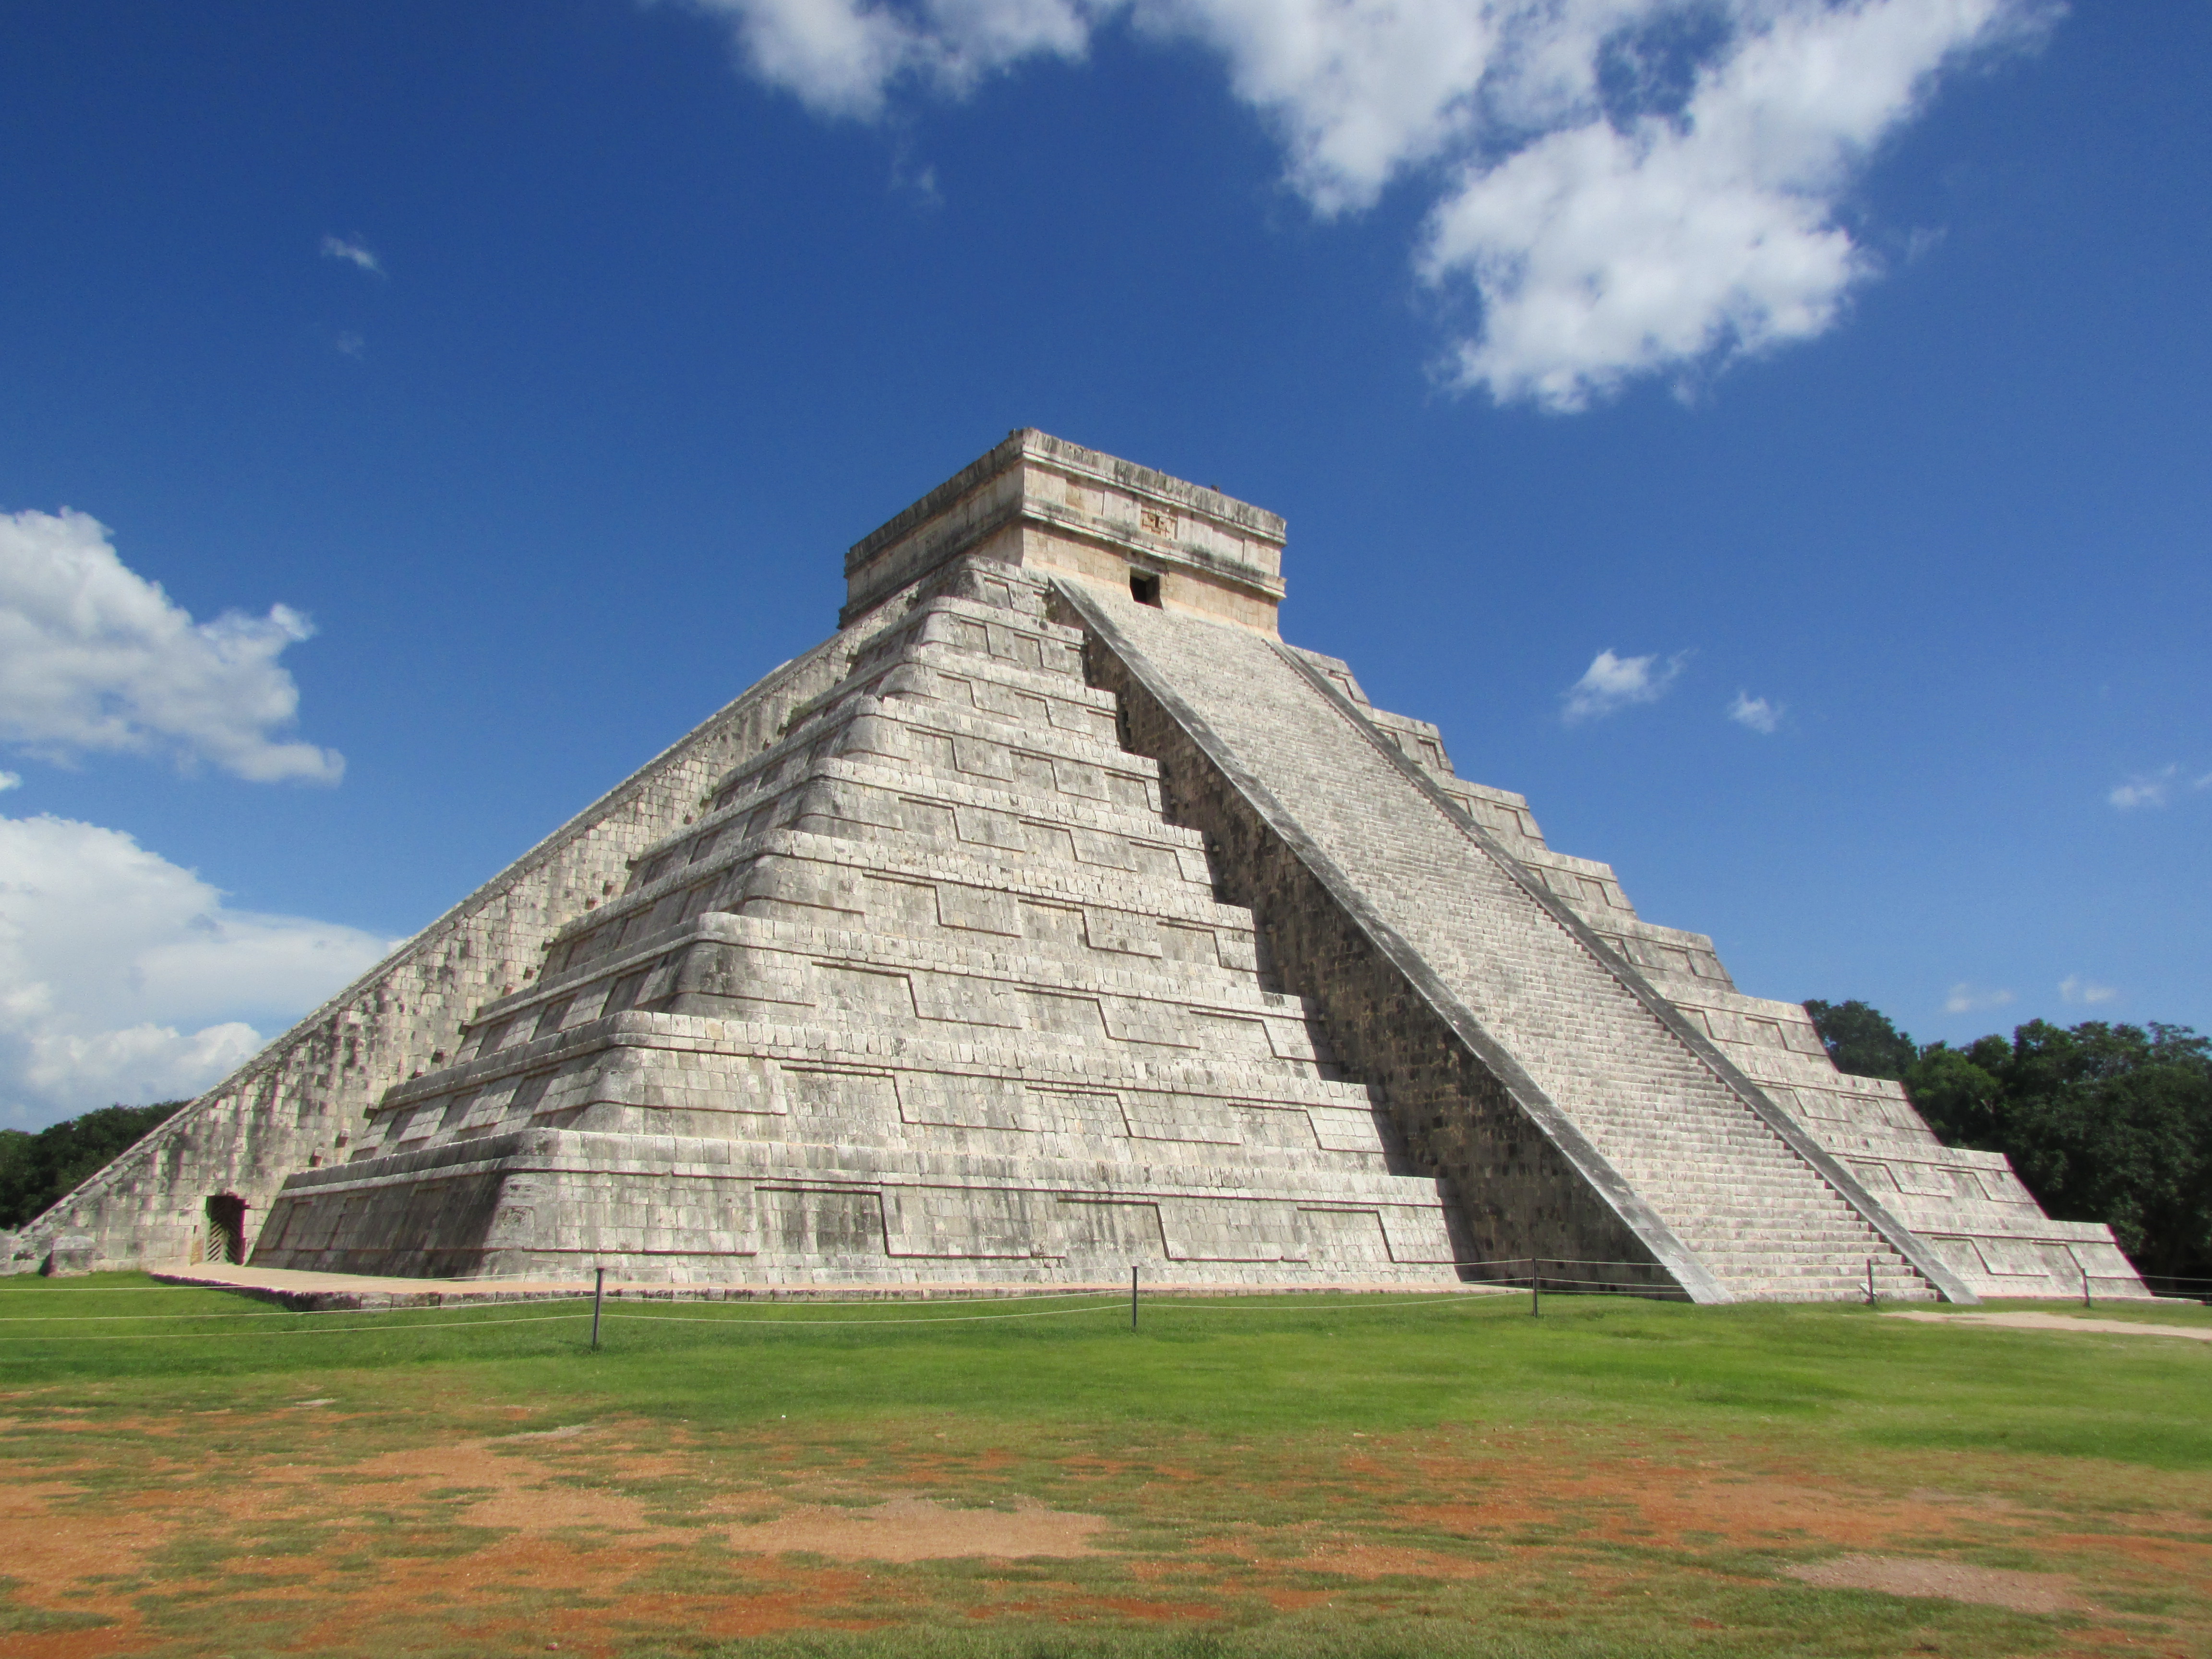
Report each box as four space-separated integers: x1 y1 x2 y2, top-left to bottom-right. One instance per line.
1071 580 1946 1302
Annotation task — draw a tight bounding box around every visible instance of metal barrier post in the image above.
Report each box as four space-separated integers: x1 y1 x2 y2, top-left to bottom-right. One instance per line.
1130 1264 1139 1332
1866 1258 1876 1306
590 1267 605 1350
2082 1262 2092 1310
1530 1259 1540 1318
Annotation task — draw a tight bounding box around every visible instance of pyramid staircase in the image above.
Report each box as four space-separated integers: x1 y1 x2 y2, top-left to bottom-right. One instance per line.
1064 581 1962 1303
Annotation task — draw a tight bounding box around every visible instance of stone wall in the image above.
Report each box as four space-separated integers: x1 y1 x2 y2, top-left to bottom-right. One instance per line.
4 637 854 1274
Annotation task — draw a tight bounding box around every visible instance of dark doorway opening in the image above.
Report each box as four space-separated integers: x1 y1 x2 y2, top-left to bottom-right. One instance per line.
1130 570 1161 607
206 1194 248 1264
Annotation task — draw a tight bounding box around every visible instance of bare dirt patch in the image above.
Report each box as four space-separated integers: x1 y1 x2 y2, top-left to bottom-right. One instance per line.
723 1494 1107 1561
1 1406 2205 1658
1784 1553 2081 1612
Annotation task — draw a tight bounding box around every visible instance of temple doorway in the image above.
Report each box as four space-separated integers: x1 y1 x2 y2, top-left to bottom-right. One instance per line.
205 1194 248 1264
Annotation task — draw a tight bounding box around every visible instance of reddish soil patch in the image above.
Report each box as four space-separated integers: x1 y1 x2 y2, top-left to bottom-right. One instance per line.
1392 1458 1977 1555
0 1410 2204 1657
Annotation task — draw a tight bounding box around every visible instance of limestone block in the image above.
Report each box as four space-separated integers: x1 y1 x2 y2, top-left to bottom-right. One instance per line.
40 1233 97 1276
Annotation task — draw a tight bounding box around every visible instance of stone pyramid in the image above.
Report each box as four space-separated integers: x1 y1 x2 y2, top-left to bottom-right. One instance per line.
255 574 1463 1285
13 432 2145 1301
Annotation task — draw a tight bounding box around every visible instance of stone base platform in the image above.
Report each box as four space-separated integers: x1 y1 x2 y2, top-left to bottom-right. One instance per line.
151 1262 1487 1312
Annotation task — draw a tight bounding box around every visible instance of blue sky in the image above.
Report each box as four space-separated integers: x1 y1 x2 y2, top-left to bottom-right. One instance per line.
1 0 2206 1128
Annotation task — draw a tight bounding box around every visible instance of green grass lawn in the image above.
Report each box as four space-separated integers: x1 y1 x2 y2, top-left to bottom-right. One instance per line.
1 1274 2206 1659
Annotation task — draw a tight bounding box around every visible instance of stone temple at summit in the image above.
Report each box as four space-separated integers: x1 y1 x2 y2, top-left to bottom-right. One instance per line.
7 432 2147 1302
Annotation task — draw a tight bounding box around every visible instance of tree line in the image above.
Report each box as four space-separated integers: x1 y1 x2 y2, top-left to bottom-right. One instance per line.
0 1101 188 1233
1804 1001 2212 1284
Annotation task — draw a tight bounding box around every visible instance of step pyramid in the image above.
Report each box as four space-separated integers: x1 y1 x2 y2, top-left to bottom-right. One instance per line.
252 581 1467 1284
28 430 2145 1301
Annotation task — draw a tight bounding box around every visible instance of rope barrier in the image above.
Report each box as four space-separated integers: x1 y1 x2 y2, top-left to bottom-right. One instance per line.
1141 1292 1496 1311
0 1272 611 1294
0 1250 1769 1345
602 1296 1128 1328
0 1280 1201 1305
0 1282 237 1293
585 1287 1136 1307
0 1269 1720 1347
1522 1282 1685 1296
0 1297 597 1323
3 1254 1678 1295
0 1312 596 1343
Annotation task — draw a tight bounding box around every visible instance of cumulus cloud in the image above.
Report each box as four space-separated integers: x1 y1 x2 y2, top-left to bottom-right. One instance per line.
1562 647 1685 722
0 508 343 783
1726 690 1781 733
1943 982 2013 1015
1130 0 1500 216
1423 0 2034 407
2107 765 2176 810
685 0 2044 406
320 234 385 276
687 0 1093 117
0 813 400 1128
2058 974 2116 1007
0 771 17 793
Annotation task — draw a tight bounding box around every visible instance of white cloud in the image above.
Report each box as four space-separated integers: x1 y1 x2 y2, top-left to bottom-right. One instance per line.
320 234 385 276
1129 0 1502 216
0 771 17 793
1943 982 2013 1015
2059 974 2116 1007
0 508 344 783
685 0 2046 406
0 813 400 1128
2108 765 2176 810
688 0 1093 117
1423 0 2032 408
1726 689 1781 733
335 330 367 359
1562 647 1684 722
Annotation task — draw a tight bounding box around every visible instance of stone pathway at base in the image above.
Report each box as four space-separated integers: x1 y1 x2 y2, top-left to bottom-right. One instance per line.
155 1265 598 1299
151 1264 1483 1310
1885 1309 2211 1341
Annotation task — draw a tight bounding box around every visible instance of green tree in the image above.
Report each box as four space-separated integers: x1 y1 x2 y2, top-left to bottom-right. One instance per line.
0 1101 190 1231
1806 999 2212 1283
1803 998 1920 1081
1900 1042 2006 1145
1971 1021 2212 1280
